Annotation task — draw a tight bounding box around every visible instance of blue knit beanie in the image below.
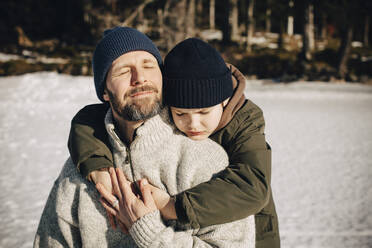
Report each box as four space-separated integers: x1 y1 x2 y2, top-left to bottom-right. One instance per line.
93 27 162 102
163 38 233 108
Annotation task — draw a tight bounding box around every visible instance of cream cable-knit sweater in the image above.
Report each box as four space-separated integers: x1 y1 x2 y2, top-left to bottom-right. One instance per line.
34 108 255 248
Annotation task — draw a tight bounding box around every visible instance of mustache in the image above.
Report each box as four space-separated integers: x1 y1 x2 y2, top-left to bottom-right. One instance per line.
126 85 159 97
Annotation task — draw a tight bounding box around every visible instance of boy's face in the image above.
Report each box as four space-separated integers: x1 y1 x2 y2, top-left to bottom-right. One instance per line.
103 51 163 121
170 104 224 140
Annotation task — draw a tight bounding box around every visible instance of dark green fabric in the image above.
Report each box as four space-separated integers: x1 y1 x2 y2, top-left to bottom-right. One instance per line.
68 100 280 247
68 103 112 178
175 99 280 247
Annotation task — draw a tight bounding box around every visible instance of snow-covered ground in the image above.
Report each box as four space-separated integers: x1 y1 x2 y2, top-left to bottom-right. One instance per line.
0 72 371 248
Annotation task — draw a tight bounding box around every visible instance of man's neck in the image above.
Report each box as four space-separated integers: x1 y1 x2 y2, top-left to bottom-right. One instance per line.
113 113 144 145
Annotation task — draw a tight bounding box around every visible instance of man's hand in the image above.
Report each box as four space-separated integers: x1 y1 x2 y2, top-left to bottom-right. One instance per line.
89 169 117 229
96 168 157 231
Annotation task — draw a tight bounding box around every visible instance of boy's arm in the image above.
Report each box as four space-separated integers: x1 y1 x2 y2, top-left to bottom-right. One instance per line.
175 100 271 229
68 103 113 178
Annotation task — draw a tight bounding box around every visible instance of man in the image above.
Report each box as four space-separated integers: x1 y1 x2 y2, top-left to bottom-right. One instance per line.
34 27 279 247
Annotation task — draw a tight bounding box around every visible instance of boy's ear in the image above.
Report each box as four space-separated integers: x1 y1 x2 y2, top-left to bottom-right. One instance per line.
103 89 109 101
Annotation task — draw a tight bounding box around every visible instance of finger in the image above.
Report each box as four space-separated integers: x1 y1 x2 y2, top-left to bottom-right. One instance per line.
140 179 157 209
107 211 116 230
117 220 129 234
97 183 120 210
109 168 123 202
116 168 135 202
99 197 118 217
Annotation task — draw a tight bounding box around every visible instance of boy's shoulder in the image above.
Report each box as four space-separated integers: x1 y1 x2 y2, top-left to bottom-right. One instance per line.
227 99 264 131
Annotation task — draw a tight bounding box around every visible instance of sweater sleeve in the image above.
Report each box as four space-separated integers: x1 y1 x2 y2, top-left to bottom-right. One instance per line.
34 161 82 248
175 100 271 229
67 103 113 178
129 210 255 248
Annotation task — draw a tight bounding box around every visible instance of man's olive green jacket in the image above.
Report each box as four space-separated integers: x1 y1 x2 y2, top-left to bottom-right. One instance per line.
68 100 280 248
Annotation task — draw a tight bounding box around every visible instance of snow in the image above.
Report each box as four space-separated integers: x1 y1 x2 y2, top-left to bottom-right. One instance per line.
0 72 371 248
0 52 69 64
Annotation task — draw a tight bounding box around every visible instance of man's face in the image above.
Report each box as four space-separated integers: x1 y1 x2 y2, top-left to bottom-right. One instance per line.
103 51 163 121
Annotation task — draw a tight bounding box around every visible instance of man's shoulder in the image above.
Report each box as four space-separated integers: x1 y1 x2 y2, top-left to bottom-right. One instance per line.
55 158 92 192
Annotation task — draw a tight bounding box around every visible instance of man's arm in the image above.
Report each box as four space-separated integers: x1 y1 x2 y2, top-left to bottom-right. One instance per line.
175 100 271 228
68 103 112 178
34 161 83 248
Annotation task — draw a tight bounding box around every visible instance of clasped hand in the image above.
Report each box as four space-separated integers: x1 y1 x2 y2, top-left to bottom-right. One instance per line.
95 167 177 233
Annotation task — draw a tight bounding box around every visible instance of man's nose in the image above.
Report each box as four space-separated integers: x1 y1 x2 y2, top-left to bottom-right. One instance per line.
130 68 146 86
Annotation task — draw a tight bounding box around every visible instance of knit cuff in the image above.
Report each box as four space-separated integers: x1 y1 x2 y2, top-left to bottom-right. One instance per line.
78 156 113 179
129 210 166 248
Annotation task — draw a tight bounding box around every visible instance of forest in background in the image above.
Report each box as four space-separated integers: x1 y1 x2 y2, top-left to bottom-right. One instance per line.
0 0 371 83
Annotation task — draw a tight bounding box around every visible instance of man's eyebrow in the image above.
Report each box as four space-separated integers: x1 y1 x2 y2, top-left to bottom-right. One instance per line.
143 58 156 63
112 63 130 72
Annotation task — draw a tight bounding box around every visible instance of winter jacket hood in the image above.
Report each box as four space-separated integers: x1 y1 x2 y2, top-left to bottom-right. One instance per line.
215 63 246 133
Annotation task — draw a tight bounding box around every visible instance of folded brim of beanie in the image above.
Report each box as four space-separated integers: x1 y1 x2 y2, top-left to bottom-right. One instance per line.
163 68 233 109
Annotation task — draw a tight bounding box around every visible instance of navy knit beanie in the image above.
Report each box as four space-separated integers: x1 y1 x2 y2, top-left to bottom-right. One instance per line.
163 38 233 108
93 27 162 102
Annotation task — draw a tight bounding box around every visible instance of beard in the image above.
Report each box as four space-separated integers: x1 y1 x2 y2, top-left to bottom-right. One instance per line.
106 85 163 121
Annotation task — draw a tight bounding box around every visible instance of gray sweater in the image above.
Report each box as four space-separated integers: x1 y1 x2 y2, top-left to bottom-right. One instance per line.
34 108 255 248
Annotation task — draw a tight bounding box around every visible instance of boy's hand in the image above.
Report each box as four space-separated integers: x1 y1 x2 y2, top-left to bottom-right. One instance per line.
89 169 116 229
145 183 177 220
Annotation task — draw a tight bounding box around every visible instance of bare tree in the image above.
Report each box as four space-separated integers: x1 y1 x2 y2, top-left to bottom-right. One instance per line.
364 15 370 47
196 0 203 27
230 0 239 41
338 24 353 79
287 0 294 36
246 0 255 52
121 0 155 27
186 0 196 37
301 1 315 60
210 0 215 29
321 12 327 40
265 0 271 33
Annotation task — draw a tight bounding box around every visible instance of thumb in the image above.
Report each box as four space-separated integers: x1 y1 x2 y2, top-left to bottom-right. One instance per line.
140 179 156 209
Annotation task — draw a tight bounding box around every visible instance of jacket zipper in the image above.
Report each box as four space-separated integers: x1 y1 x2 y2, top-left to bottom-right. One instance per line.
126 147 141 195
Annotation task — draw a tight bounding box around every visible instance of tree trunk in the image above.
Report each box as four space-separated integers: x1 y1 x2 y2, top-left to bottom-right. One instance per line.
287 0 294 36
321 12 327 40
221 1 231 43
196 0 203 26
157 8 164 38
265 0 271 33
278 20 285 49
364 15 370 47
209 0 215 29
338 25 353 79
246 0 255 52
230 0 239 41
176 0 187 42
302 2 315 60
186 0 196 37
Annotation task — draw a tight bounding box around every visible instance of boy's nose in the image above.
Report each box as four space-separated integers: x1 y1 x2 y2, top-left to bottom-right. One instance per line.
188 115 200 129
